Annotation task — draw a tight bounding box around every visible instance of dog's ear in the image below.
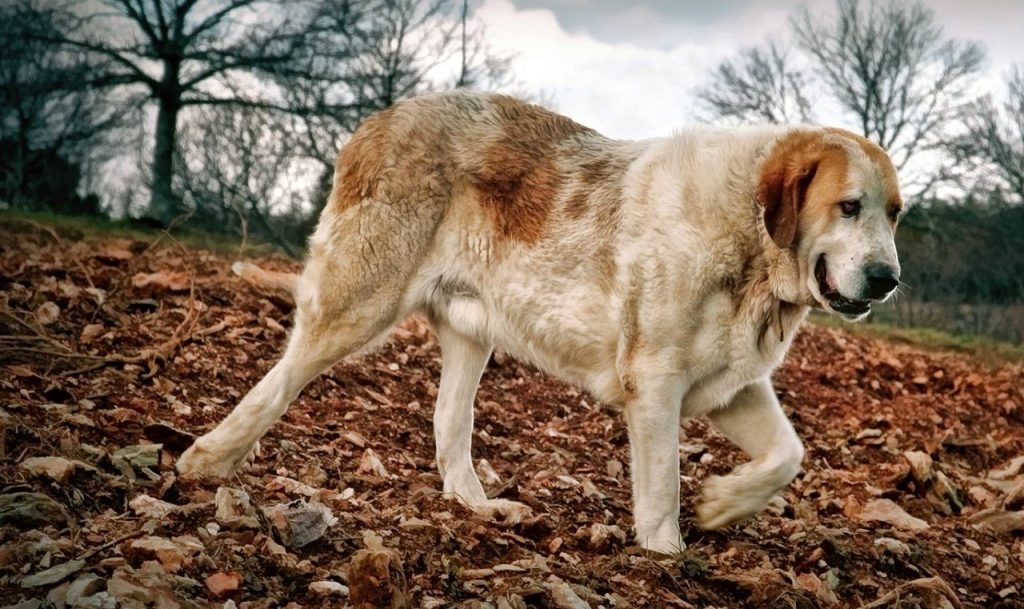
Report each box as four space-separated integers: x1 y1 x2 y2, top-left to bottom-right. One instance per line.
757 138 820 250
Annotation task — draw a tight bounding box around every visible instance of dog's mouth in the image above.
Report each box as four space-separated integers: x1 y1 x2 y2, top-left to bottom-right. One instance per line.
815 255 871 318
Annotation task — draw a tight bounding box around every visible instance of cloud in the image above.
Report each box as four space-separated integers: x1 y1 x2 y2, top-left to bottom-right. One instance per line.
475 0 799 138
476 0 1023 141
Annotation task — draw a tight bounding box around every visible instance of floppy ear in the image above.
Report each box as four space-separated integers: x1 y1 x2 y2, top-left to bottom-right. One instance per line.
757 147 818 250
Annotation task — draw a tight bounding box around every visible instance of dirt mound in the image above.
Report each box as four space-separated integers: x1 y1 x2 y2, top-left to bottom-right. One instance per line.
2 218 1023 608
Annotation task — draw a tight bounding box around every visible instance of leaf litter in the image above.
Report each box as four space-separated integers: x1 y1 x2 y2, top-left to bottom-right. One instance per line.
1 219 1024 608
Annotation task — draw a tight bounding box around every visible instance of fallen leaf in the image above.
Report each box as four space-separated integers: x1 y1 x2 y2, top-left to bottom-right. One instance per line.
35 301 60 325
348 530 409 609
969 509 1024 533
215 487 259 530
132 270 189 291
856 499 929 530
79 323 105 343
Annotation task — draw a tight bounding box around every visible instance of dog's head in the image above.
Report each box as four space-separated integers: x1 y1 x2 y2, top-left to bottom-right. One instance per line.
758 128 902 321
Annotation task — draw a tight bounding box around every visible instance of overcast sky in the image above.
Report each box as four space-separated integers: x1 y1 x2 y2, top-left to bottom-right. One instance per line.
469 0 1024 140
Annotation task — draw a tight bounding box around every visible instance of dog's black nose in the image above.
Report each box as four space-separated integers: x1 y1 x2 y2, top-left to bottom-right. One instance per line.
864 263 899 299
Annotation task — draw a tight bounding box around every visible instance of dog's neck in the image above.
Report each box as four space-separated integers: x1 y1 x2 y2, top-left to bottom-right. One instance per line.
761 237 812 307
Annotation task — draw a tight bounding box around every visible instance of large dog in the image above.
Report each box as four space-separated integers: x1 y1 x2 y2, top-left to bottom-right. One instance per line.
177 91 902 553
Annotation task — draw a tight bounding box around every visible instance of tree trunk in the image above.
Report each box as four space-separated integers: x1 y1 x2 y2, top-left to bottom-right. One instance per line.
149 95 180 222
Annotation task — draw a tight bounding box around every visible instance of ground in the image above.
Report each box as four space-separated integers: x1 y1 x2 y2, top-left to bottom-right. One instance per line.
1 216 1023 609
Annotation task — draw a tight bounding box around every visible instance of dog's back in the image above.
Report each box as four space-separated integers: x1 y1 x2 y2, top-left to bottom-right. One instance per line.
303 91 653 403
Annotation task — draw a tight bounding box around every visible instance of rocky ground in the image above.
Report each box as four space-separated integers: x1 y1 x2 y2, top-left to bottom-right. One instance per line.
1 216 1023 609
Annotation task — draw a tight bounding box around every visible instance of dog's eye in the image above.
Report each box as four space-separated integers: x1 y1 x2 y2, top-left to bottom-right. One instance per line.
839 199 861 218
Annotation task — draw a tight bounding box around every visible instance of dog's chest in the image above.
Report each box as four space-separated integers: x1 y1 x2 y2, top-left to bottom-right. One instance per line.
681 299 798 415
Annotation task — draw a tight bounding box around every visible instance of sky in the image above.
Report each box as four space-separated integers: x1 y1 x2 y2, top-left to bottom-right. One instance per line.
468 0 1024 140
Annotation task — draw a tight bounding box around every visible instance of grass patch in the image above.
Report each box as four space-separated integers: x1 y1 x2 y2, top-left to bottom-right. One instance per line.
0 209 289 259
810 311 1024 364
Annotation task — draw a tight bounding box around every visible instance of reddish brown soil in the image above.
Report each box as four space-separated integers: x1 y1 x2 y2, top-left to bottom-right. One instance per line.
2 218 1023 609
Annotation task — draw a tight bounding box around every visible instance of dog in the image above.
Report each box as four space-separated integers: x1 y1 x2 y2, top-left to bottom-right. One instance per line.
177 90 902 554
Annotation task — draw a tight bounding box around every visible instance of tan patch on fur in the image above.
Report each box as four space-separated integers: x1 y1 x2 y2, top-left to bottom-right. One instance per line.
757 131 851 249
618 262 643 398
329 107 398 212
471 96 595 243
563 152 632 291
565 156 619 219
825 128 903 217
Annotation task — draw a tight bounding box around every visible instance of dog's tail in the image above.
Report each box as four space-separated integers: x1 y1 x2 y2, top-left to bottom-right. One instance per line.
231 261 299 298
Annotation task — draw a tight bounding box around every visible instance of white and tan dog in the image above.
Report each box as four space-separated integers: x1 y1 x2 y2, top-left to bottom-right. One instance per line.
177 91 902 553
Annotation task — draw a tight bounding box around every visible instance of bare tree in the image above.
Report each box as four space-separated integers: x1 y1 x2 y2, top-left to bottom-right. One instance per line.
0 1 120 210
793 0 984 180
273 0 515 232
177 0 514 251
178 105 306 255
28 0 352 222
952 66 1024 203
696 40 812 125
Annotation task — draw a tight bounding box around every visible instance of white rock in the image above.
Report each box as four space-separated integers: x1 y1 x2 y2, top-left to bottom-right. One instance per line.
874 537 911 556
308 580 348 596
545 577 590 609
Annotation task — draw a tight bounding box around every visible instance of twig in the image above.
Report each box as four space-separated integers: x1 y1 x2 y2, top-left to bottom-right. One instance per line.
234 202 249 260
859 576 962 609
75 527 149 561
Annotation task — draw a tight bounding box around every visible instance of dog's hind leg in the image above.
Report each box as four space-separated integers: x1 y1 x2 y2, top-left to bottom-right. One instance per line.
177 192 445 479
432 318 533 524
696 379 805 529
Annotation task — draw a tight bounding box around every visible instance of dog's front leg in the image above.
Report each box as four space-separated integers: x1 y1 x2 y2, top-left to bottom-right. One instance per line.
625 373 687 554
697 379 805 529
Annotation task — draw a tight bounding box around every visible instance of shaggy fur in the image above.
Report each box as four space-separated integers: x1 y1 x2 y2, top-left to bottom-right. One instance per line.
177 91 902 553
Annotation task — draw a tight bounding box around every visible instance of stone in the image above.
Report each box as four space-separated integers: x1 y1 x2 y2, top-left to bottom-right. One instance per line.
123 535 202 572
308 580 348 596
128 494 180 519
264 500 336 548
0 492 71 528
19 457 80 484
20 559 85 588
111 444 161 470
205 572 243 597
215 487 260 529
874 537 911 557
545 577 590 609
903 451 933 485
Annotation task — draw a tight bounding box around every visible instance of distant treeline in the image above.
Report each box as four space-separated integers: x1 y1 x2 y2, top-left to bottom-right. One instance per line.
875 200 1024 342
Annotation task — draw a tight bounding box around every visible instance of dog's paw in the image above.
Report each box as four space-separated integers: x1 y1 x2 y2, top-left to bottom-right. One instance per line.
695 472 769 530
638 532 686 556
176 440 259 479
468 498 533 526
